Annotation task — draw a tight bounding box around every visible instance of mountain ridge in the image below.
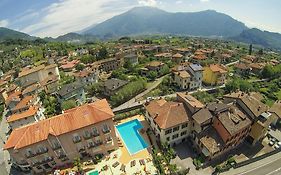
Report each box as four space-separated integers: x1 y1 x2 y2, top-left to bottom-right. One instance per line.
84 7 248 38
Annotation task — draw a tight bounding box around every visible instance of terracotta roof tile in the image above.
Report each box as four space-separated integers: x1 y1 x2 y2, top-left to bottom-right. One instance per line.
4 99 114 150
8 106 38 123
209 64 227 73
145 99 189 129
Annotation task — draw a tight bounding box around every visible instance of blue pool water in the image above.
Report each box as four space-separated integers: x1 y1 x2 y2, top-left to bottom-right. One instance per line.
88 170 98 175
116 119 148 155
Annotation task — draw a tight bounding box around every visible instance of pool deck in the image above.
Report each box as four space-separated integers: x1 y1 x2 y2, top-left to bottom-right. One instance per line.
54 115 157 175
116 115 152 165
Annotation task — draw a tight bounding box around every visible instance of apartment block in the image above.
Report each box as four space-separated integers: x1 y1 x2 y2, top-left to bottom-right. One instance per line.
4 99 118 174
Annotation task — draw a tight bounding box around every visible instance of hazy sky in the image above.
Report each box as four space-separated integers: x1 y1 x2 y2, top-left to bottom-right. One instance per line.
0 0 280 37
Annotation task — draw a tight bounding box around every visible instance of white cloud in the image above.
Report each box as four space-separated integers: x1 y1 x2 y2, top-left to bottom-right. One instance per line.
200 0 210 2
138 0 158 6
176 1 183 4
20 0 135 37
0 19 9 27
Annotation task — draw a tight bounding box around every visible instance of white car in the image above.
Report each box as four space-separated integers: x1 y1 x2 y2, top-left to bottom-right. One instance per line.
277 142 281 147
274 144 280 149
269 141 275 146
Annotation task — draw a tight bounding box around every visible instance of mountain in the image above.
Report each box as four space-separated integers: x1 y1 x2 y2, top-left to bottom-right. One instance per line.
44 32 97 43
0 27 35 41
84 7 248 38
231 28 281 50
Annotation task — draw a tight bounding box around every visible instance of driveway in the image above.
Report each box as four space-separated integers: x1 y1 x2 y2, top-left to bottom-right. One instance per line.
171 141 213 175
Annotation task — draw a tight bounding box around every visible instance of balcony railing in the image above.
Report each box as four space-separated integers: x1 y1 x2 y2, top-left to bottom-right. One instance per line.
92 131 100 137
83 133 92 140
102 128 110 134
78 147 86 153
25 152 36 158
57 154 67 159
73 137 82 143
36 147 49 155
52 144 62 150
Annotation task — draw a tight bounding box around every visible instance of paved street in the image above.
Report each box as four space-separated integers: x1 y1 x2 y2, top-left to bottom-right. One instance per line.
222 152 281 175
113 84 225 112
0 110 10 175
113 75 167 111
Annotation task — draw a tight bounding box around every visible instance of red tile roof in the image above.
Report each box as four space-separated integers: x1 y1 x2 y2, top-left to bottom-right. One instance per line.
145 99 189 129
8 106 39 123
4 99 114 150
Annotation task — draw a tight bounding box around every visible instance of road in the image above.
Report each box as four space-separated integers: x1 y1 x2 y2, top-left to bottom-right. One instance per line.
113 75 167 111
113 84 225 112
222 152 281 175
0 109 10 175
225 60 239 67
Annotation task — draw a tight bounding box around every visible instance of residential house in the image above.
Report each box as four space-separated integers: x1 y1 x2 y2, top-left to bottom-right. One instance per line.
144 99 191 146
22 83 42 97
60 60 80 72
187 63 203 90
203 64 227 85
74 68 99 86
7 106 45 130
4 99 118 174
234 63 251 76
102 78 128 96
40 75 60 94
93 58 123 72
141 61 165 76
57 82 86 105
269 101 281 125
172 63 203 90
18 64 60 88
249 63 266 75
172 53 184 64
10 95 40 114
124 52 138 65
223 92 271 145
174 71 191 90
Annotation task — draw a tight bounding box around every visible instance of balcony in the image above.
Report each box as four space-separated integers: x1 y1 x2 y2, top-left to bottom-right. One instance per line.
102 128 111 134
41 157 54 164
25 152 36 158
36 147 49 155
58 154 67 159
16 161 30 168
73 137 82 143
52 144 62 150
92 131 100 137
78 147 86 153
83 133 92 140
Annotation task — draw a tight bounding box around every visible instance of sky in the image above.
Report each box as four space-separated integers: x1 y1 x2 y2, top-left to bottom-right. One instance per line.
0 0 280 38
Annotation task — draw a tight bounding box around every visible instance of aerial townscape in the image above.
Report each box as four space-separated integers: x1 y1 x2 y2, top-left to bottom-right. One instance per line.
1 2 281 175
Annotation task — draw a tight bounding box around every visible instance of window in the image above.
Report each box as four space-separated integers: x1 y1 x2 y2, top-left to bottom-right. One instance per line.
102 124 110 133
84 130 91 139
166 137 170 141
72 134 81 143
173 126 179 132
182 123 188 129
92 127 99 136
165 129 172 135
180 131 187 136
172 134 179 140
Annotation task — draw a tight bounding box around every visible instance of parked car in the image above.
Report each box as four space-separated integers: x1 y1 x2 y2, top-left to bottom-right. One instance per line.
269 140 275 146
274 144 280 149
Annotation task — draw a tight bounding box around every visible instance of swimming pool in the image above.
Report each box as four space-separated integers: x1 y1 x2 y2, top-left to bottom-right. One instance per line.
116 119 148 155
87 170 98 175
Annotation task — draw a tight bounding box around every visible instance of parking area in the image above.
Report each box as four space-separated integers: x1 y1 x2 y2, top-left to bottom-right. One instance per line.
170 141 213 175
